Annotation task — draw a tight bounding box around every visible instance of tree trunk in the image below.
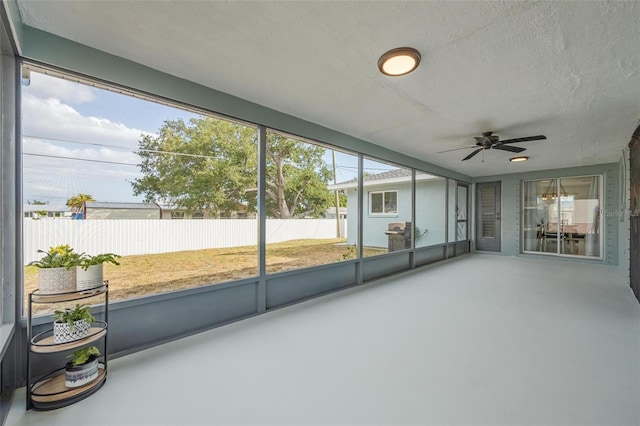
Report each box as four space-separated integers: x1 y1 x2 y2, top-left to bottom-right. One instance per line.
275 157 291 219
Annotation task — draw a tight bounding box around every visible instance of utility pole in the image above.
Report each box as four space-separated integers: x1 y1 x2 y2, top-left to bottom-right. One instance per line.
332 150 341 238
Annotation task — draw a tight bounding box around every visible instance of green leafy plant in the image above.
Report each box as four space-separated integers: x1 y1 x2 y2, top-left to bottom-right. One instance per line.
28 245 81 269
53 304 95 329
78 253 121 270
341 245 357 260
67 346 100 367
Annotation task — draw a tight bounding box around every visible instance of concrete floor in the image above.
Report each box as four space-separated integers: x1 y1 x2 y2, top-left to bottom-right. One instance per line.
6 254 640 425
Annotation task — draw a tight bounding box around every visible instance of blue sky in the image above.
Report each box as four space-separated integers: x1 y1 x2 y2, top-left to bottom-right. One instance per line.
22 71 396 211
74 88 196 133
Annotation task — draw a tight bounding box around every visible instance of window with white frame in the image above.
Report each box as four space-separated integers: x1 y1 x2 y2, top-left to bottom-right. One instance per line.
369 190 397 215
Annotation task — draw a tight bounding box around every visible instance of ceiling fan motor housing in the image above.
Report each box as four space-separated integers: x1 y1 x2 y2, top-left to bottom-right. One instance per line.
475 132 499 148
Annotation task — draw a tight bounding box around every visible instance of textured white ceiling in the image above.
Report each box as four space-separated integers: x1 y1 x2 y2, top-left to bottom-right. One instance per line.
16 1 640 177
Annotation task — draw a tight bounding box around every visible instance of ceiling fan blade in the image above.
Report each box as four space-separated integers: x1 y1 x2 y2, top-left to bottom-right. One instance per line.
462 148 483 161
500 135 547 144
493 144 526 153
437 146 476 153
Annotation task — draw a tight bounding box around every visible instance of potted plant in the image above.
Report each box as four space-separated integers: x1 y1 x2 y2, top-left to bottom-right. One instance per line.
28 245 81 294
52 304 95 343
65 346 101 388
76 253 120 291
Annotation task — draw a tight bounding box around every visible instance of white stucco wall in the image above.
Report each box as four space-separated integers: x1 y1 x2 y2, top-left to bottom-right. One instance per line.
345 178 447 249
416 179 447 247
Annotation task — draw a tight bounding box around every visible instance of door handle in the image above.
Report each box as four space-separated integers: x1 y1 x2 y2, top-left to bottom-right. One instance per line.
496 212 501 220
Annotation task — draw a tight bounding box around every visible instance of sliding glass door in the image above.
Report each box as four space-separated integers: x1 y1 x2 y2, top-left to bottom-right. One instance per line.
523 176 602 258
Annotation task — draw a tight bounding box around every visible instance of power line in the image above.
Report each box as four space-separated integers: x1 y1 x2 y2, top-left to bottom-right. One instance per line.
23 134 133 150
24 134 223 160
24 135 398 170
23 153 139 166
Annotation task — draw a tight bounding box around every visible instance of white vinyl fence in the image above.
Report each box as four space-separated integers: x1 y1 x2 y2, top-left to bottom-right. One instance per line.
24 219 347 264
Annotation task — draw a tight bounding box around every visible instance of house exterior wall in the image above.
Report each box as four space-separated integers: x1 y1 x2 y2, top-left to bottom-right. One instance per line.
345 178 447 249
473 163 620 266
346 183 411 249
346 189 358 245
416 179 447 247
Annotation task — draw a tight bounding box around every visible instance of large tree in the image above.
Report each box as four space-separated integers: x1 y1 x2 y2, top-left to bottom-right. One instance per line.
131 117 333 218
266 132 333 218
132 118 256 218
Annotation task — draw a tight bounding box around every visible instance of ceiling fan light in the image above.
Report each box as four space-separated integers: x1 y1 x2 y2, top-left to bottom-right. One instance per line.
509 156 529 162
378 47 421 76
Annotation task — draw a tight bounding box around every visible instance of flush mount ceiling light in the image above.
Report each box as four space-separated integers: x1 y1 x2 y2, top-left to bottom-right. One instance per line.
378 47 421 76
509 156 529 162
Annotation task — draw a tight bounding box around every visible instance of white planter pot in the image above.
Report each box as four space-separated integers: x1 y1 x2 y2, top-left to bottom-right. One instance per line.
65 356 99 388
53 319 91 344
38 267 76 295
76 264 104 291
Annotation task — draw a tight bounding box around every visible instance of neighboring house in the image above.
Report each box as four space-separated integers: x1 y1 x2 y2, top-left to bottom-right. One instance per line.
324 207 347 219
329 170 447 250
219 202 256 219
83 202 162 220
23 203 71 219
83 201 256 220
164 202 256 219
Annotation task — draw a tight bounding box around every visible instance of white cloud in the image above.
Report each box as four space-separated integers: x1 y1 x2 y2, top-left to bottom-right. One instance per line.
24 138 140 166
23 138 142 187
26 73 96 104
21 78 159 204
23 138 143 204
22 94 154 149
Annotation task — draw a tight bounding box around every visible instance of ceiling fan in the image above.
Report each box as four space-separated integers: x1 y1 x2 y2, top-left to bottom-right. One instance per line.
439 131 547 161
